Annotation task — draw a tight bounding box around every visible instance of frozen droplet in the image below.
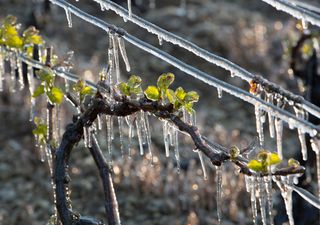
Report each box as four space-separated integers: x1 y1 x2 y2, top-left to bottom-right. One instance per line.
127 0 132 18
117 36 131 72
158 36 163 45
198 151 207 180
217 87 223 98
215 166 222 223
64 7 73 28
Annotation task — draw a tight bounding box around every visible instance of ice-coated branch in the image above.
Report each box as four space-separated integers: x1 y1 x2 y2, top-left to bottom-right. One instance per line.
47 0 319 137
260 0 320 27
92 0 320 120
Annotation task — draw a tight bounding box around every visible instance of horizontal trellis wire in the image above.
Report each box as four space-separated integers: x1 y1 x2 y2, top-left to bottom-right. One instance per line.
48 0 319 136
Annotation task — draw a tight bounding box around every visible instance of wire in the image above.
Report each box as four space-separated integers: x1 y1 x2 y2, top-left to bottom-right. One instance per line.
47 0 319 136
91 0 320 120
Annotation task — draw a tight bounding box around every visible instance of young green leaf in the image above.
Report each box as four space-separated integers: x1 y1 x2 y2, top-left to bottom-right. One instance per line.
166 89 175 104
118 82 130 96
184 91 199 104
144 86 160 101
267 152 281 166
48 87 64 104
288 158 300 168
247 159 264 172
32 85 45 98
157 73 174 90
175 87 186 102
127 75 142 89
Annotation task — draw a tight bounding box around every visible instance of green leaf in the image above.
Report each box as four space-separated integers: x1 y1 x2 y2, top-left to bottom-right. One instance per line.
184 91 199 104
73 80 85 93
267 152 281 166
3 15 17 26
230 146 240 159
157 73 174 90
166 89 175 104
23 26 44 45
127 75 142 89
144 86 160 101
32 85 45 98
175 87 186 102
247 159 264 172
81 86 95 96
184 103 194 114
38 70 54 85
118 82 130 96
47 87 64 104
288 158 300 168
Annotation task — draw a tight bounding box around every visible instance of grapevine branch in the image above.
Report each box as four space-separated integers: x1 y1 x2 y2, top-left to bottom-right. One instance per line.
47 0 320 137
55 81 309 224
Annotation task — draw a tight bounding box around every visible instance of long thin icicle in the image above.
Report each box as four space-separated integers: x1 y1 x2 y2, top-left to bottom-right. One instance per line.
127 0 132 18
264 175 274 225
258 177 267 225
215 166 222 224
266 93 275 138
135 112 144 155
163 121 170 157
0 47 4 92
294 106 308 160
255 105 264 146
117 36 131 72
64 7 73 27
118 117 125 158
174 129 180 173
106 115 113 163
111 34 120 83
275 176 294 225
250 176 258 224
198 151 207 180
311 138 320 197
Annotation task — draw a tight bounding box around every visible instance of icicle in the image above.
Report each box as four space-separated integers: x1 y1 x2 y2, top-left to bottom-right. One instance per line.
275 177 294 225
106 115 113 162
111 34 120 83
198 151 207 180
10 55 17 93
17 58 24 90
275 118 283 159
255 105 264 146
118 117 125 158
64 78 70 92
83 126 88 147
87 126 92 148
144 113 153 164
56 105 61 141
45 144 53 176
39 144 46 162
117 36 131 72
217 87 223 98
126 115 135 158
46 108 51 141
0 50 4 92
64 7 73 28
294 106 308 160
174 129 180 173
230 71 235 77
28 66 35 121
100 2 105 11
258 177 267 225
215 166 222 224
264 175 274 225
311 138 320 197
97 114 102 130
190 110 196 126
158 35 163 45
127 0 132 18
250 176 258 224
163 121 170 157
266 93 275 138
135 113 144 155
245 175 251 193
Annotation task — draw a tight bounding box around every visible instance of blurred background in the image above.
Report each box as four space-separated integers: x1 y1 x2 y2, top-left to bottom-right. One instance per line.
0 0 319 224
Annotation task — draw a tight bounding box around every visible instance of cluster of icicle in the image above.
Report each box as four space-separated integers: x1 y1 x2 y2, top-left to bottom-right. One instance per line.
0 46 61 222
252 83 315 161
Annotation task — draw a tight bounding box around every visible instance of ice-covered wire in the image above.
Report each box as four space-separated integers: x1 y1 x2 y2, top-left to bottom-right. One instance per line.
260 0 320 27
48 0 320 136
18 52 97 89
91 0 320 120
